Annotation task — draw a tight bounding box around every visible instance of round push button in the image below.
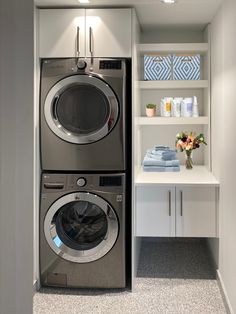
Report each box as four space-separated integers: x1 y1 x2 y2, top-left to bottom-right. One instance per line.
76 177 86 187
77 60 87 70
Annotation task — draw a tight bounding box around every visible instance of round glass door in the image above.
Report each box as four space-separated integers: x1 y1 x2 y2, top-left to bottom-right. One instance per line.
44 192 119 263
44 75 119 144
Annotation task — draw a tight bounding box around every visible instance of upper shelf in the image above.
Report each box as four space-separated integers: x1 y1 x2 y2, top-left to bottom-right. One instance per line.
139 80 208 90
135 166 219 187
139 43 209 55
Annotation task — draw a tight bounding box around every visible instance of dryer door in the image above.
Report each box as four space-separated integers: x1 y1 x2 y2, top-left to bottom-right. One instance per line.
44 74 119 144
44 192 119 263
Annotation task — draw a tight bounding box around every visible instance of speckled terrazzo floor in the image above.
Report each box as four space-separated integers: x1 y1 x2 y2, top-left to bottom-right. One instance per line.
34 239 227 314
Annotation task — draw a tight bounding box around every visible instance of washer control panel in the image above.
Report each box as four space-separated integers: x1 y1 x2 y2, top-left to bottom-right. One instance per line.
42 173 125 193
76 177 87 187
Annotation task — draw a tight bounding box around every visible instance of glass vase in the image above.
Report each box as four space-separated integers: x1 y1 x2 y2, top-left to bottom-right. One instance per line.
185 150 193 169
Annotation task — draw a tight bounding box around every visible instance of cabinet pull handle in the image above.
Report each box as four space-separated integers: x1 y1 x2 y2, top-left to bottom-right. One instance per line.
76 26 80 57
89 27 93 55
180 190 183 216
168 191 171 216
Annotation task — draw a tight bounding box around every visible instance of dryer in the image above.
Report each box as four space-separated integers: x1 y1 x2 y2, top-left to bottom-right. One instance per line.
40 58 131 172
40 173 126 288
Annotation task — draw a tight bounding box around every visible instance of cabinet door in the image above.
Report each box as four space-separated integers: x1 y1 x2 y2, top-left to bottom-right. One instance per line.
176 187 217 237
85 9 132 58
39 9 86 58
136 186 175 237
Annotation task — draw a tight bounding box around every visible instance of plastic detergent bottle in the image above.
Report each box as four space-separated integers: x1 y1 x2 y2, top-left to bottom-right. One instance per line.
181 97 193 117
160 97 172 117
171 98 182 117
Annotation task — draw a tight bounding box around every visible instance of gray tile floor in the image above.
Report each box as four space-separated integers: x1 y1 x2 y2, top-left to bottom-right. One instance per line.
34 239 227 314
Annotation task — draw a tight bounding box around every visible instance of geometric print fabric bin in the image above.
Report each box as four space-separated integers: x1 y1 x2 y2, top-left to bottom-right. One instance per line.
173 54 200 80
144 54 201 81
144 55 172 80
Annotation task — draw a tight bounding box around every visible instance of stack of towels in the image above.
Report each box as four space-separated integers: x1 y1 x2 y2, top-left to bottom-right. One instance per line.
143 145 180 172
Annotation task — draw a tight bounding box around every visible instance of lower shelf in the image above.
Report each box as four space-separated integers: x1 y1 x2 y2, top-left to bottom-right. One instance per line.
138 116 209 125
135 166 219 186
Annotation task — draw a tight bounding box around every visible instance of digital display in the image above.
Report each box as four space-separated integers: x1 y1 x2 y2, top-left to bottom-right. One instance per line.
99 176 122 186
99 60 122 70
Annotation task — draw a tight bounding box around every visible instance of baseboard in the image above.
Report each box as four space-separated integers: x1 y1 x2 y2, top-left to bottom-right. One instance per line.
134 236 142 276
33 279 40 294
131 236 142 291
217 270 234 314
206 238 218 271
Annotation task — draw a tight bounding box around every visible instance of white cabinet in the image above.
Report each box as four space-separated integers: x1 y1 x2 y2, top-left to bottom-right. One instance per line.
85 9 131 58
136 185 217 238
176 186 217 237
39 9 86 58
136 186 175 237
38 9 131 58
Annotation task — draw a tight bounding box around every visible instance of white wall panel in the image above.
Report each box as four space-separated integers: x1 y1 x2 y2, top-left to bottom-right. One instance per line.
0 0 34 313
211 0 236 312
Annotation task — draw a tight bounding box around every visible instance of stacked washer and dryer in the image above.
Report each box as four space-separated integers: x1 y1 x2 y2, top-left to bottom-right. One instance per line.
39 58 131 288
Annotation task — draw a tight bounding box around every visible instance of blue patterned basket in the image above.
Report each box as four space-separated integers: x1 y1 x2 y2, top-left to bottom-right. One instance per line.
173 54 201 80
144 54 201 81
144 55 172 80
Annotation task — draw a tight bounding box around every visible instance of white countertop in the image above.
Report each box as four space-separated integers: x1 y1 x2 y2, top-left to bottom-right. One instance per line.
135 166 220 186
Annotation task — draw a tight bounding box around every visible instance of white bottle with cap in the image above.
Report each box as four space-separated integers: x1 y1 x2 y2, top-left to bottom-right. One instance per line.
192 96 199 117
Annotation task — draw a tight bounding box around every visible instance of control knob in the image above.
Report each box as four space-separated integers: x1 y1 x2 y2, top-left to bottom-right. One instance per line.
77 60 87 70
77 177 86 187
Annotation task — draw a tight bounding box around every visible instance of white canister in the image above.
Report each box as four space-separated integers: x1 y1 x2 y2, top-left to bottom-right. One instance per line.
181 97 193 117
160 97 172 117
171 97 182 117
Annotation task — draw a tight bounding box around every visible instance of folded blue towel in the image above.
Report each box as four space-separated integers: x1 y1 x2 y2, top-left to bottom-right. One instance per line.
143 156 180 167
151 149 177 156
154 145 170 151
143 165 180 172
147 150 177 161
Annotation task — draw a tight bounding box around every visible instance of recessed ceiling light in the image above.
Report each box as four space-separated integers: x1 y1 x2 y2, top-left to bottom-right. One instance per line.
161 0 176 4
78 0 90 3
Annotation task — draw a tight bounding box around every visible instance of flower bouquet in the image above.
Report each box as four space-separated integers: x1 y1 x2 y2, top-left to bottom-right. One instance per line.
175 132 207 169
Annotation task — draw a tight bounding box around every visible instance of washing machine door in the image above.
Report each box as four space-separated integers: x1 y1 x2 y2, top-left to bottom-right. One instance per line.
44 74 119 144
44 192 119 263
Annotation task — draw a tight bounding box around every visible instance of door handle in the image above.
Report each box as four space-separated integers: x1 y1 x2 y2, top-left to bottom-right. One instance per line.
52 95 59 121
180 190 183 216
168 190 171 216
76 26 80 57
89 27 93 55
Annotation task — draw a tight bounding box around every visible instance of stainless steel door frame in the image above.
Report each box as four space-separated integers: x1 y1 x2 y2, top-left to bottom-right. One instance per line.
44 74 119 144
44 192 119 263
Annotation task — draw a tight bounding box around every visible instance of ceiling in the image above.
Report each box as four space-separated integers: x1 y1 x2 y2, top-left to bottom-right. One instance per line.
35 0 223 30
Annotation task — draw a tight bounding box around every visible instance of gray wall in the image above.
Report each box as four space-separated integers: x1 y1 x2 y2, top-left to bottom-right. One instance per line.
0 0 34 313
211 0 236 312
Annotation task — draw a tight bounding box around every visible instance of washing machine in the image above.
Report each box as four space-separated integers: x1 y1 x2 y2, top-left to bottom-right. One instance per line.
40 58 131 172
40 172 126 288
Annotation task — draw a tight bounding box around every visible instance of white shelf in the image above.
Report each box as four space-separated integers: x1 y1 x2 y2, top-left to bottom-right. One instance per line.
138 117 209 125
139 80 208 90
139 43 208 55
135 166 219 187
